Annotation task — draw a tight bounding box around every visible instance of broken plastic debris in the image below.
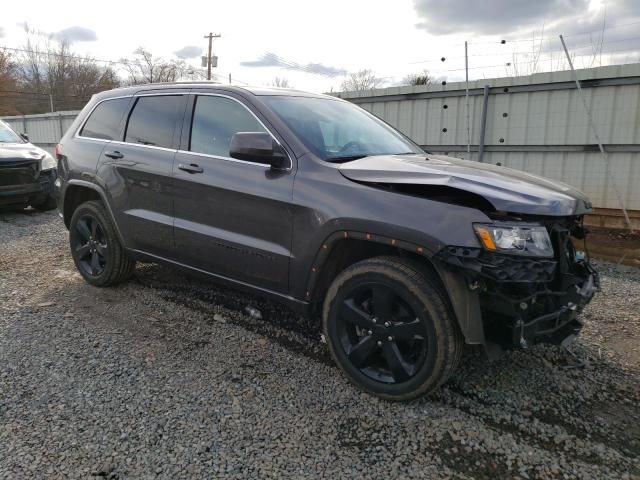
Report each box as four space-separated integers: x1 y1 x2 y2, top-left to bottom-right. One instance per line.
244 306 262 320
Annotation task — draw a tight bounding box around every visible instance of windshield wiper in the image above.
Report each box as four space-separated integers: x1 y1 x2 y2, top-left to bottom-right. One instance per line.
325 154 370 163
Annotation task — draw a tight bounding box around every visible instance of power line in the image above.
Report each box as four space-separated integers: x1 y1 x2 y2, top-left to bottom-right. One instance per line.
2 44 253 87
468 18 640 46
410 34 640 66
0 88 97 98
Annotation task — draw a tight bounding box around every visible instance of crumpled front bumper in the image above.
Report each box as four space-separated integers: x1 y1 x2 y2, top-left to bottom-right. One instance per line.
0 168 57 207
434 240 599 349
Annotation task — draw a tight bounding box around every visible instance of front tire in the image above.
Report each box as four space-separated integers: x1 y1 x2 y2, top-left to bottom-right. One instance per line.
69 200 135 287
323 256 463 401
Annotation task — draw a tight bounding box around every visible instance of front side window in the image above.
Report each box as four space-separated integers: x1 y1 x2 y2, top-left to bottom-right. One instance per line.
190 96 266 157
79 98 130 140
262 96 423 161
125 96 184 149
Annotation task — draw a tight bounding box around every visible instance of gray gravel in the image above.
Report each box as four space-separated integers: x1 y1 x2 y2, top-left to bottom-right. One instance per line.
1 209 639 479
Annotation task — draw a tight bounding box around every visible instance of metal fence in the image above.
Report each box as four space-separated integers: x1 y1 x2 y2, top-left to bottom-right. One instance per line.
1 110 80 156
335 64 640 212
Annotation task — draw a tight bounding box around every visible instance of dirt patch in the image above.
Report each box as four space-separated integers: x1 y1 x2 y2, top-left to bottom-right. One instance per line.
576 228 640 266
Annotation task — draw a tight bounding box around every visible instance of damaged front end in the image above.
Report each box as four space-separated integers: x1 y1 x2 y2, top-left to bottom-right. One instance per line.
435 217 599 350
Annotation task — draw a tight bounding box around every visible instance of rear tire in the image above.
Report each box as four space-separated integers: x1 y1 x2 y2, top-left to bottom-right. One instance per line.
69 200 135 287
323 256 463 401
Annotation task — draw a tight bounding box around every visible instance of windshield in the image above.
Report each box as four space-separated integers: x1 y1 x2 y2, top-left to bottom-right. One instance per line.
262 96 423 161
0 121 24 143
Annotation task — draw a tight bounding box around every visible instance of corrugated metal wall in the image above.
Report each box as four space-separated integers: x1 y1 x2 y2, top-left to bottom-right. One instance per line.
1 111 80 156
336 64 640 211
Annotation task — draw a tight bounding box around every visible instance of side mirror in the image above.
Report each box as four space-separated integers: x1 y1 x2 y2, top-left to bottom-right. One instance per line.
229 132 288 170
20 133 29 142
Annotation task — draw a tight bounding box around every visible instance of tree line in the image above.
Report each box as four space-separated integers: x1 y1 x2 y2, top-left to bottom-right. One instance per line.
0 34 193 115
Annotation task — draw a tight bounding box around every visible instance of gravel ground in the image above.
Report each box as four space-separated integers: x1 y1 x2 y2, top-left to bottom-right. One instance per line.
1 209 639 479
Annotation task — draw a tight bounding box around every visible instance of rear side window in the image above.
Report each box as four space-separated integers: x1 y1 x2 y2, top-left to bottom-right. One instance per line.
190 96 266 157
125 96 184 149
79 98 130 140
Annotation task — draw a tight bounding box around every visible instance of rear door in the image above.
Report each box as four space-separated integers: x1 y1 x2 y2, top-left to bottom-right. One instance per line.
172 93 295 293
73 95 132 184
99 93 188 258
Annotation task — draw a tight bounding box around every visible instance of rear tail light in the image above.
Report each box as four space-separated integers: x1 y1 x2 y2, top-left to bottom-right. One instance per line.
55 143 63 161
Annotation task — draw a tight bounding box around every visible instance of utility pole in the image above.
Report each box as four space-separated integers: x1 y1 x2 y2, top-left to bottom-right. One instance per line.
204 32 221 81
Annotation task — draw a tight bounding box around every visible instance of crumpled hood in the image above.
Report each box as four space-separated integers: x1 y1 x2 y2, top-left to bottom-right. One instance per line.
338 154 592 216
0 143 47 162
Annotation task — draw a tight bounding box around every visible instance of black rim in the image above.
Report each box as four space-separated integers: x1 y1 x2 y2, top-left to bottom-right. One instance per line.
337 282 428 384
73 214 108 276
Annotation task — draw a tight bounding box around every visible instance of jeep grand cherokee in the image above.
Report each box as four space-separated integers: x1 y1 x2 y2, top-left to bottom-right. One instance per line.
54 84 598 400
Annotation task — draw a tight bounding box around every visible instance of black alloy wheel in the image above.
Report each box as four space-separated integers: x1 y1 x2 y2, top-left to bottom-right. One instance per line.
339 283 428 384
72 214 108 277
69 200 135 287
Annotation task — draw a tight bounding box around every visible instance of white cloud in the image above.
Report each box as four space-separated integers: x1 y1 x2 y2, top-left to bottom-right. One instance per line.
174 45 202 59
52 26 97 42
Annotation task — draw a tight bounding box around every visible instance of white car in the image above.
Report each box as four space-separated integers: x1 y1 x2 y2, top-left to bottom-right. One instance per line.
0 120 58 211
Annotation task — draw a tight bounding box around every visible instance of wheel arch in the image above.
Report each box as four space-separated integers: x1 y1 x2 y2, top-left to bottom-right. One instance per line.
306 230 485 345
62 180 126 246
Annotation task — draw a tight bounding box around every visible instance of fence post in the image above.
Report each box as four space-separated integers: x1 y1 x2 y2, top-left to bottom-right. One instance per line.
478 85 490 163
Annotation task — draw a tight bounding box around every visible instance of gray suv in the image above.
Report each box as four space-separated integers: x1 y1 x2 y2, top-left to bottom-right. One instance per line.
55 84 598 400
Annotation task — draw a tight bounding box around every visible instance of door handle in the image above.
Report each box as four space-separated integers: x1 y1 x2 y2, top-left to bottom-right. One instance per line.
104 150 124 159
178 163 204 174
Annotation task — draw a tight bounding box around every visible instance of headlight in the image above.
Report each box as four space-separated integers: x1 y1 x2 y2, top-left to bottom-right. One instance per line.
473 223 553 257
41 153 57 171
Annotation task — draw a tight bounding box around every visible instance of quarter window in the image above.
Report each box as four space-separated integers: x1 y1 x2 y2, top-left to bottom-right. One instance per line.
190 96 266 157
79 98 130 140
125 96 184 149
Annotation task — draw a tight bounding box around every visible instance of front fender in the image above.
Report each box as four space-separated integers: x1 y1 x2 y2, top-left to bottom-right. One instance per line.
300 227 485 346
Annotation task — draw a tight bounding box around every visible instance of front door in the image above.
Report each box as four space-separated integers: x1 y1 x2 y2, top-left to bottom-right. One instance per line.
172 94 294 293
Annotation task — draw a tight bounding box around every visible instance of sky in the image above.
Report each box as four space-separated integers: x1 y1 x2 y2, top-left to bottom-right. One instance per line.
2 0 640 92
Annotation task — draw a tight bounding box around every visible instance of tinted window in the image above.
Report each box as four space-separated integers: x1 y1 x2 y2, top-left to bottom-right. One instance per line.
190 96 266 157
262 96 422 161
125 96 183 149
79 98 130 140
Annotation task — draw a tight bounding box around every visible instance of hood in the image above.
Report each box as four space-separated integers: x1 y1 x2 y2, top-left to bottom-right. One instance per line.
338 154 592 216
0 142 47 163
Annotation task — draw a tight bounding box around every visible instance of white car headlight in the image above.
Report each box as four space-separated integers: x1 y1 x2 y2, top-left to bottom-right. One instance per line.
473 223 554 257
41 153 57 171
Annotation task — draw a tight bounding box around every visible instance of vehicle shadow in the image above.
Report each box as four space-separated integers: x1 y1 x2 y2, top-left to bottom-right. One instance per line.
131 262 332 365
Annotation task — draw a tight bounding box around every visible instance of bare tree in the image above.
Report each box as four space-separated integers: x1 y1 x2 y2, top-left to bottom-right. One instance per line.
121 47 187 85
340 69 384 92
271 76 292 88
0 49 20 115
402 70 433 86
14 32 119 114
